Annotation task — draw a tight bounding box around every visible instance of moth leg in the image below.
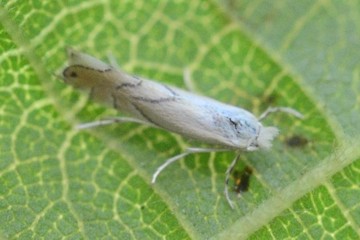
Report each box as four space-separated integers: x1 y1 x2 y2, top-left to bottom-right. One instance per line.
76 117 150 130
151 147 229 184
182 67 197 92
258 107 303 121
224 153 241 209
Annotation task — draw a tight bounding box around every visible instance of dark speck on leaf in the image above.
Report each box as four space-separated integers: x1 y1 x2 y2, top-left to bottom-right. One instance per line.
233 166 253 194
286 135 308 147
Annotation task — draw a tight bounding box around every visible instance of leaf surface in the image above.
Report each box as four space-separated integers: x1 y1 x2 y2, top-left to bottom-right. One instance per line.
0 1 359 239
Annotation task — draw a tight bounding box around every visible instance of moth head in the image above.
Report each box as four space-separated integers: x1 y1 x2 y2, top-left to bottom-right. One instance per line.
61 48 112 89
62 65 91 89
247 125 279 151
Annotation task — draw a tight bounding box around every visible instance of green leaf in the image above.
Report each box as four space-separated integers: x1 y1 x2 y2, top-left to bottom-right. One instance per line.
1 0 359 239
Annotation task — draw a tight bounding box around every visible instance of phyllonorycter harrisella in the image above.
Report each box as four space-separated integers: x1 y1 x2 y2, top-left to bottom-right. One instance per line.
60 48 303 208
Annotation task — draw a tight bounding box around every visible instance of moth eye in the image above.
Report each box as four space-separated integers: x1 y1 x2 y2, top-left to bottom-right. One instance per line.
70 71 77 78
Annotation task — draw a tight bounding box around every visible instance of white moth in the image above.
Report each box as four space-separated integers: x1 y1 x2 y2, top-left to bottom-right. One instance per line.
61 49 303 208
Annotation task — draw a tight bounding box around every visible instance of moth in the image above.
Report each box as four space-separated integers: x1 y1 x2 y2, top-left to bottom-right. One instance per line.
61 49 303 208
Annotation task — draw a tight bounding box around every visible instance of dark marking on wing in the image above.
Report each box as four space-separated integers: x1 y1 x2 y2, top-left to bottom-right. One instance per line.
229 118 240 128
132 96 178 104
64 64 112 74
131 102 159 127
162 84 179 96
116 79 142 89
132 75 141 80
